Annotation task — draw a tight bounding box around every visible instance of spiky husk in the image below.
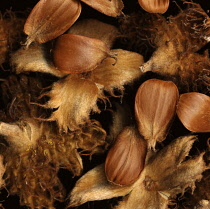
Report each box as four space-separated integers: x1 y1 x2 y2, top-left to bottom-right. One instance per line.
0 74 108 208
4 121 107 209
119 2 210 92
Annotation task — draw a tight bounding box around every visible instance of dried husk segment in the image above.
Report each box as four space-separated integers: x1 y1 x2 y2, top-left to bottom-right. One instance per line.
105 126 147 186
177 92 210 132
135 79 179 149
24 0 82 46
91 49 144 91
53 34 110 74
37 75 101 132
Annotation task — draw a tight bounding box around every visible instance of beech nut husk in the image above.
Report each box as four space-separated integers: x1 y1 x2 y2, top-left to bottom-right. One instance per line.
177 92 210 132
135 79 179 149
105 126 147 186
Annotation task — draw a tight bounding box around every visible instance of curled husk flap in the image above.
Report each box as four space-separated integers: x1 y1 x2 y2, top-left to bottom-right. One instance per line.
68 164 134 208
39 75 101 132
68 19 120 48
135 79 179 149
138 0 169 13
177 92 210 132
91 49 144 92
80 0 124 17
68 135 208 209
11 44 67 77
53 34 110 74
24 0 81 46
105 126 147 186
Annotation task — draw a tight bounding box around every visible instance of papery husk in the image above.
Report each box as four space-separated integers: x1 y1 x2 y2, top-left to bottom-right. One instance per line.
68 19 120 48
11 44 67 77
68 164 135 208
105 126 147 186
115 135 208 209
177 92 210 132
91 49 144 93
37 75 102 132
0 11 25 65
53 34 110 74
24 0 82 46
80 0 124 17
68 135 208 209
138 0 169 13
135 79 179 149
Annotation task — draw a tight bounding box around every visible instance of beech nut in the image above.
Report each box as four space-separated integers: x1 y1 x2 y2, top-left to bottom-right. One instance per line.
105 126 147 186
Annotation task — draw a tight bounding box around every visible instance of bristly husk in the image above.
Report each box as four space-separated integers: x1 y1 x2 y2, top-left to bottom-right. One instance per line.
36 74 102 132
120 3 210 92
4 120 107 209
0 11 25 65
68 135 208 209
11 44 67 77
91 49 144 94
35 49 143 132
0 74 108 208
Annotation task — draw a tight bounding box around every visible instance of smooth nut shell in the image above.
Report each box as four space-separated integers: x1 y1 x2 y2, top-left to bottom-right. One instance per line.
24 0 81 46
53 34 109 74
135 79 179 149
105 126 147 186
138 0 169 13
177 92 210 132
80 0 124 17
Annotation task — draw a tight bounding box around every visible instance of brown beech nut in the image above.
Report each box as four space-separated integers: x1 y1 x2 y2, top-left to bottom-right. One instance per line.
53 34 110 74
24 0 81 46
105 126 147 186
138 0 169 13
177 92 210 132
135 79 179 149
